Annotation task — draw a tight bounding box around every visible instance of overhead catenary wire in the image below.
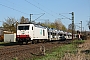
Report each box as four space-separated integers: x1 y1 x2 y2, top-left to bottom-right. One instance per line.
0 3 29 15
34 13 45 21
34 0 61 18
24 0 57 18
0 2 44 20
6 0 47 20
59 14 72 20
5 0 71 21
33 0 54 14
1 0 73 23
32 0 72 20
6 0 35 12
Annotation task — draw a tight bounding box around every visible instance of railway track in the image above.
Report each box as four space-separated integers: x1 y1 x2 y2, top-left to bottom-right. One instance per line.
0 40 72 60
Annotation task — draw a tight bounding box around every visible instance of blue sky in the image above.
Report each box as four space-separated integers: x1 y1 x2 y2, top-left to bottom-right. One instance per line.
0 0 90 31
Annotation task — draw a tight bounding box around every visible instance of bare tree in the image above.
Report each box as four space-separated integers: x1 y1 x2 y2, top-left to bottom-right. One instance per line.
20 16 29 23
3 17 18 33
40 20 51 28
68 24 72 30
87 20 90 30
49 23 56 28
68 23 76 33
40 19 67 30
62 25 67 31
25 18 29 23
54 19 63 30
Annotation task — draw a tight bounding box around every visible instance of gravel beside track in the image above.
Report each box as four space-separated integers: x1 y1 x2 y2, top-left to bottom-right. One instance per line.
0 40 72 60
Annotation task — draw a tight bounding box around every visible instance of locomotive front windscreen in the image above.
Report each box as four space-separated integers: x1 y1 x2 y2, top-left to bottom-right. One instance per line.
18 25 29 30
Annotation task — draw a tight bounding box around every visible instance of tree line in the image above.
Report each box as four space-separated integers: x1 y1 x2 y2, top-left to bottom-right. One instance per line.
3 16 89 33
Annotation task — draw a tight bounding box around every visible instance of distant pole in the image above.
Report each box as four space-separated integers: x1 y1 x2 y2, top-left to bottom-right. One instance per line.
88 18 90 30
80 21 82 33
72 12 74 40
30 14 33 23
83 27 84 31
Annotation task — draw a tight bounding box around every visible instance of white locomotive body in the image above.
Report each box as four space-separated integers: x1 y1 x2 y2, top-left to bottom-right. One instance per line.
16 24 48 44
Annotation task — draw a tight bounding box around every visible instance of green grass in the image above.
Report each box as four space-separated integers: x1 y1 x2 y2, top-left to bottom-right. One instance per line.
29 44 77 60
27 40 85 60
72 40 85 44
0 42 5 48
0 42 5 44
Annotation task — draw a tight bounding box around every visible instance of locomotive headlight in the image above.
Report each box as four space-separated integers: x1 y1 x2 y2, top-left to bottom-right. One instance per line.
17 35 20 37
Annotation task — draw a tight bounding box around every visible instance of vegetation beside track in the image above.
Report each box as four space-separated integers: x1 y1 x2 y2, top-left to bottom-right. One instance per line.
29 40 85 60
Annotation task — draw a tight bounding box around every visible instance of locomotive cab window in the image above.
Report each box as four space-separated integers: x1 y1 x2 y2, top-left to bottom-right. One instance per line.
43 30 45 36
32 26 33 30
18 25 29 30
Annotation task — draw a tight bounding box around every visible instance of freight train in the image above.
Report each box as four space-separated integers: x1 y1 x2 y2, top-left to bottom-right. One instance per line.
16 23 73 44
